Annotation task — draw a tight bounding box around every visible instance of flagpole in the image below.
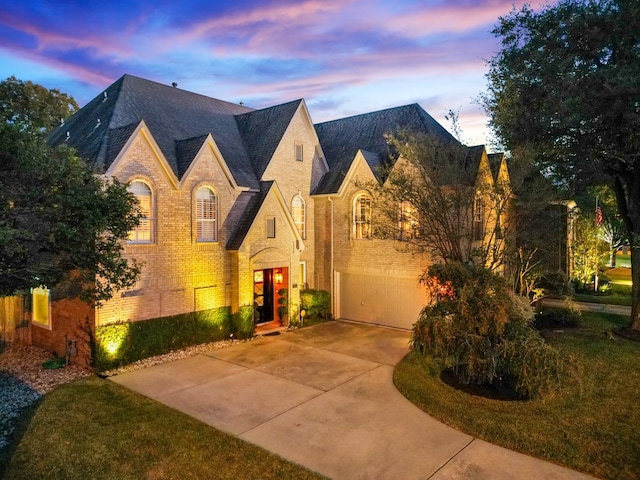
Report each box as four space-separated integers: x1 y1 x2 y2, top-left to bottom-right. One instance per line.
594 197 599 292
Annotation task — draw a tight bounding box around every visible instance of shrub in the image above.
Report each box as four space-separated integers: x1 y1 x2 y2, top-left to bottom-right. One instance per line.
412 262 567 398
93 306 235 371
300 289 331 323
538 270 574 297
231 305 254 339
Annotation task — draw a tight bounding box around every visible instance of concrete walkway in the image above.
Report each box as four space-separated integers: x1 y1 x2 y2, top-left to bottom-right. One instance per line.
110 321 595 480
540 297 631 316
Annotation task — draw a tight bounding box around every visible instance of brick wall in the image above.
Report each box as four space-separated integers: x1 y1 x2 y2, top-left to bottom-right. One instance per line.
98 132 240 325
316 158 434 287
31 298 95 369
261 107 327 290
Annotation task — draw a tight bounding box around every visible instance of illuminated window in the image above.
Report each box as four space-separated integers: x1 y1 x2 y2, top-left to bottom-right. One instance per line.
196 187 217 242
292 195 306 239
353 193 372 239
399 200 417 241
473 194 484 241
267 217 276 238
32 286 51 330
299 261 307 289
128 181 153 243
295 142 303 162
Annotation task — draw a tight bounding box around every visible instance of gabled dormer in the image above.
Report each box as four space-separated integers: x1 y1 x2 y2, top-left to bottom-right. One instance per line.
236 99 328 198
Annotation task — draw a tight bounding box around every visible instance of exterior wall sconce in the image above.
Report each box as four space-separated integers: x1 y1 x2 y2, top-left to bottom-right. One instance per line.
274 272 283 284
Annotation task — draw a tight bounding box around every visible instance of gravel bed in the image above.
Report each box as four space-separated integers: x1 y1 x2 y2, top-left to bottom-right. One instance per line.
98 337 245 377
0 345 92 451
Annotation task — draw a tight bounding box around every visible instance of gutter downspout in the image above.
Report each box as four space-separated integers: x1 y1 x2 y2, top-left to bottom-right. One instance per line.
328 196 335 317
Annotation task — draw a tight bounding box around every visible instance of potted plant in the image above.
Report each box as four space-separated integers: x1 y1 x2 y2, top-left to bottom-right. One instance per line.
277 288 288 325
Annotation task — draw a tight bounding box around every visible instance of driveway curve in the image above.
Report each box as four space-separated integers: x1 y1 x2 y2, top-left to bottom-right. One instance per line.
111 321 594 480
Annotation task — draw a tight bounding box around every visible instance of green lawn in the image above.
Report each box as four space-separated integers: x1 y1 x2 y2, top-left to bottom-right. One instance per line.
394 311 640 480
573 266 633 306
3 377 325 480
611 254 631 269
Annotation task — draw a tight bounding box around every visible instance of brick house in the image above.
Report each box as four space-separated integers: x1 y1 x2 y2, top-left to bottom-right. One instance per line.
32 74 508 365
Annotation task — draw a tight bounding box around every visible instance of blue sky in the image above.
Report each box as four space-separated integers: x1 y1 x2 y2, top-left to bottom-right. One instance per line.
0 0 530 147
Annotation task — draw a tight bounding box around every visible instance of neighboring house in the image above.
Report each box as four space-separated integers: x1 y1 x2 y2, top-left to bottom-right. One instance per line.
31 74 509 365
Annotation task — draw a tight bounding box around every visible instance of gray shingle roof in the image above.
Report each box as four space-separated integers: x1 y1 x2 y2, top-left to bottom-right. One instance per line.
48 74 259 188
176 135 209 178
236 100 303 179
313 104 460 194
226 181 274 250
488 153 505 181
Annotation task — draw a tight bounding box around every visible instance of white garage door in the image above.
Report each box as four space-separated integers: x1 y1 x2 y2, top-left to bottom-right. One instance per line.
337 272 428 330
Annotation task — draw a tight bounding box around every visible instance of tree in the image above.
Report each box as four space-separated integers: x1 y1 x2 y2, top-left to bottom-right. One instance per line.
483 0 640 330
366 131 514 271
0 76 78 133
590 185 627 267
412 262 566 398
0 78 140 304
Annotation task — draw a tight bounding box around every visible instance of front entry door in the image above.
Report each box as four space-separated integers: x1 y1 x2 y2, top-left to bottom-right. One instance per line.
254 269 274 324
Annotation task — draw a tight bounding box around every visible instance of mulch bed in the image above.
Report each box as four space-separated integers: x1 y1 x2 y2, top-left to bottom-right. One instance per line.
439 369 524 402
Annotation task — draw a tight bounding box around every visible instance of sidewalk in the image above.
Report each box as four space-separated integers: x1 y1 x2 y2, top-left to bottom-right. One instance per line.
539 297 631 316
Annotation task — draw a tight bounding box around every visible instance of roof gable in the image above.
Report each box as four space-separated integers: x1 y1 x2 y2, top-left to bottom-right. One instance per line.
48 74 259 188
179 134 240 191
226 181 304 251
104 120 179 188
313 104 460 194
235 100 303 179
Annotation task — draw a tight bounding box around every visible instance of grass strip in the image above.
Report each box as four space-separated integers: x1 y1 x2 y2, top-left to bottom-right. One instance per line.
4 377 325 480
394 311 640 480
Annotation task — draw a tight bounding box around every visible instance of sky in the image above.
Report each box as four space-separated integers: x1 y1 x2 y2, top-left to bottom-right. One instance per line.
0 0 532 148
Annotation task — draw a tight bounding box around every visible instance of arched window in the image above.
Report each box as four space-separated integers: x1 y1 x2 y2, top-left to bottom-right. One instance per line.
291 195 306 239
128 180 153 243
353 193 372 239
196 187 218 242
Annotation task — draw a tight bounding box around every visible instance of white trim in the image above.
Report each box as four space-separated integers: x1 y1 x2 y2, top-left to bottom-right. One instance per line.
105 120 179 189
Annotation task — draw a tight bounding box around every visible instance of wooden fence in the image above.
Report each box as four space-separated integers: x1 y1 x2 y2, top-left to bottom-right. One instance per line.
0 295 30 350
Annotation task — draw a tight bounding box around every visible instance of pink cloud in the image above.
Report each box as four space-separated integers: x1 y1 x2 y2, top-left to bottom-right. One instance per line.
172 0 350 49
382 1 522 36
0 12 132 59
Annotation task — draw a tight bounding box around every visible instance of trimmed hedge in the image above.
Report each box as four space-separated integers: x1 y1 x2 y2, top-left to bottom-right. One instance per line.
300 289 331 325
93 306 253 371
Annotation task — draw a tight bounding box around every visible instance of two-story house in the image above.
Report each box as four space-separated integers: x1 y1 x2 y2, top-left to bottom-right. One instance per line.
33 74 508 365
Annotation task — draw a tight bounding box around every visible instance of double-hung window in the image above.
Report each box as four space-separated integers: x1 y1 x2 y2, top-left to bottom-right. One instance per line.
196 187 218 242
129 181 153 243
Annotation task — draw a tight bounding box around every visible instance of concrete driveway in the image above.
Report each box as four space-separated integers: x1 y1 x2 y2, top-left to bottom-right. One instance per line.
110 321 594 480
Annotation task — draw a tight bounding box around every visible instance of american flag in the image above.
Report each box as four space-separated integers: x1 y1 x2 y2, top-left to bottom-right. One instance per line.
596 204 603 227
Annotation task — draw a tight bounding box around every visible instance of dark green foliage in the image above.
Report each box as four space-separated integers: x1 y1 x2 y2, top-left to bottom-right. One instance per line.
231 305 255 339
483 0 640 330
277 288 288 323
300 289 331 322
0 77 139 303
538 270 574 297
93 307 233 371
0 76 78 133
412 262 567 398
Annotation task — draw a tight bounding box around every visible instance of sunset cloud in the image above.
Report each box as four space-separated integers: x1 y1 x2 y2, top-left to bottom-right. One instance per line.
0 0 529 145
